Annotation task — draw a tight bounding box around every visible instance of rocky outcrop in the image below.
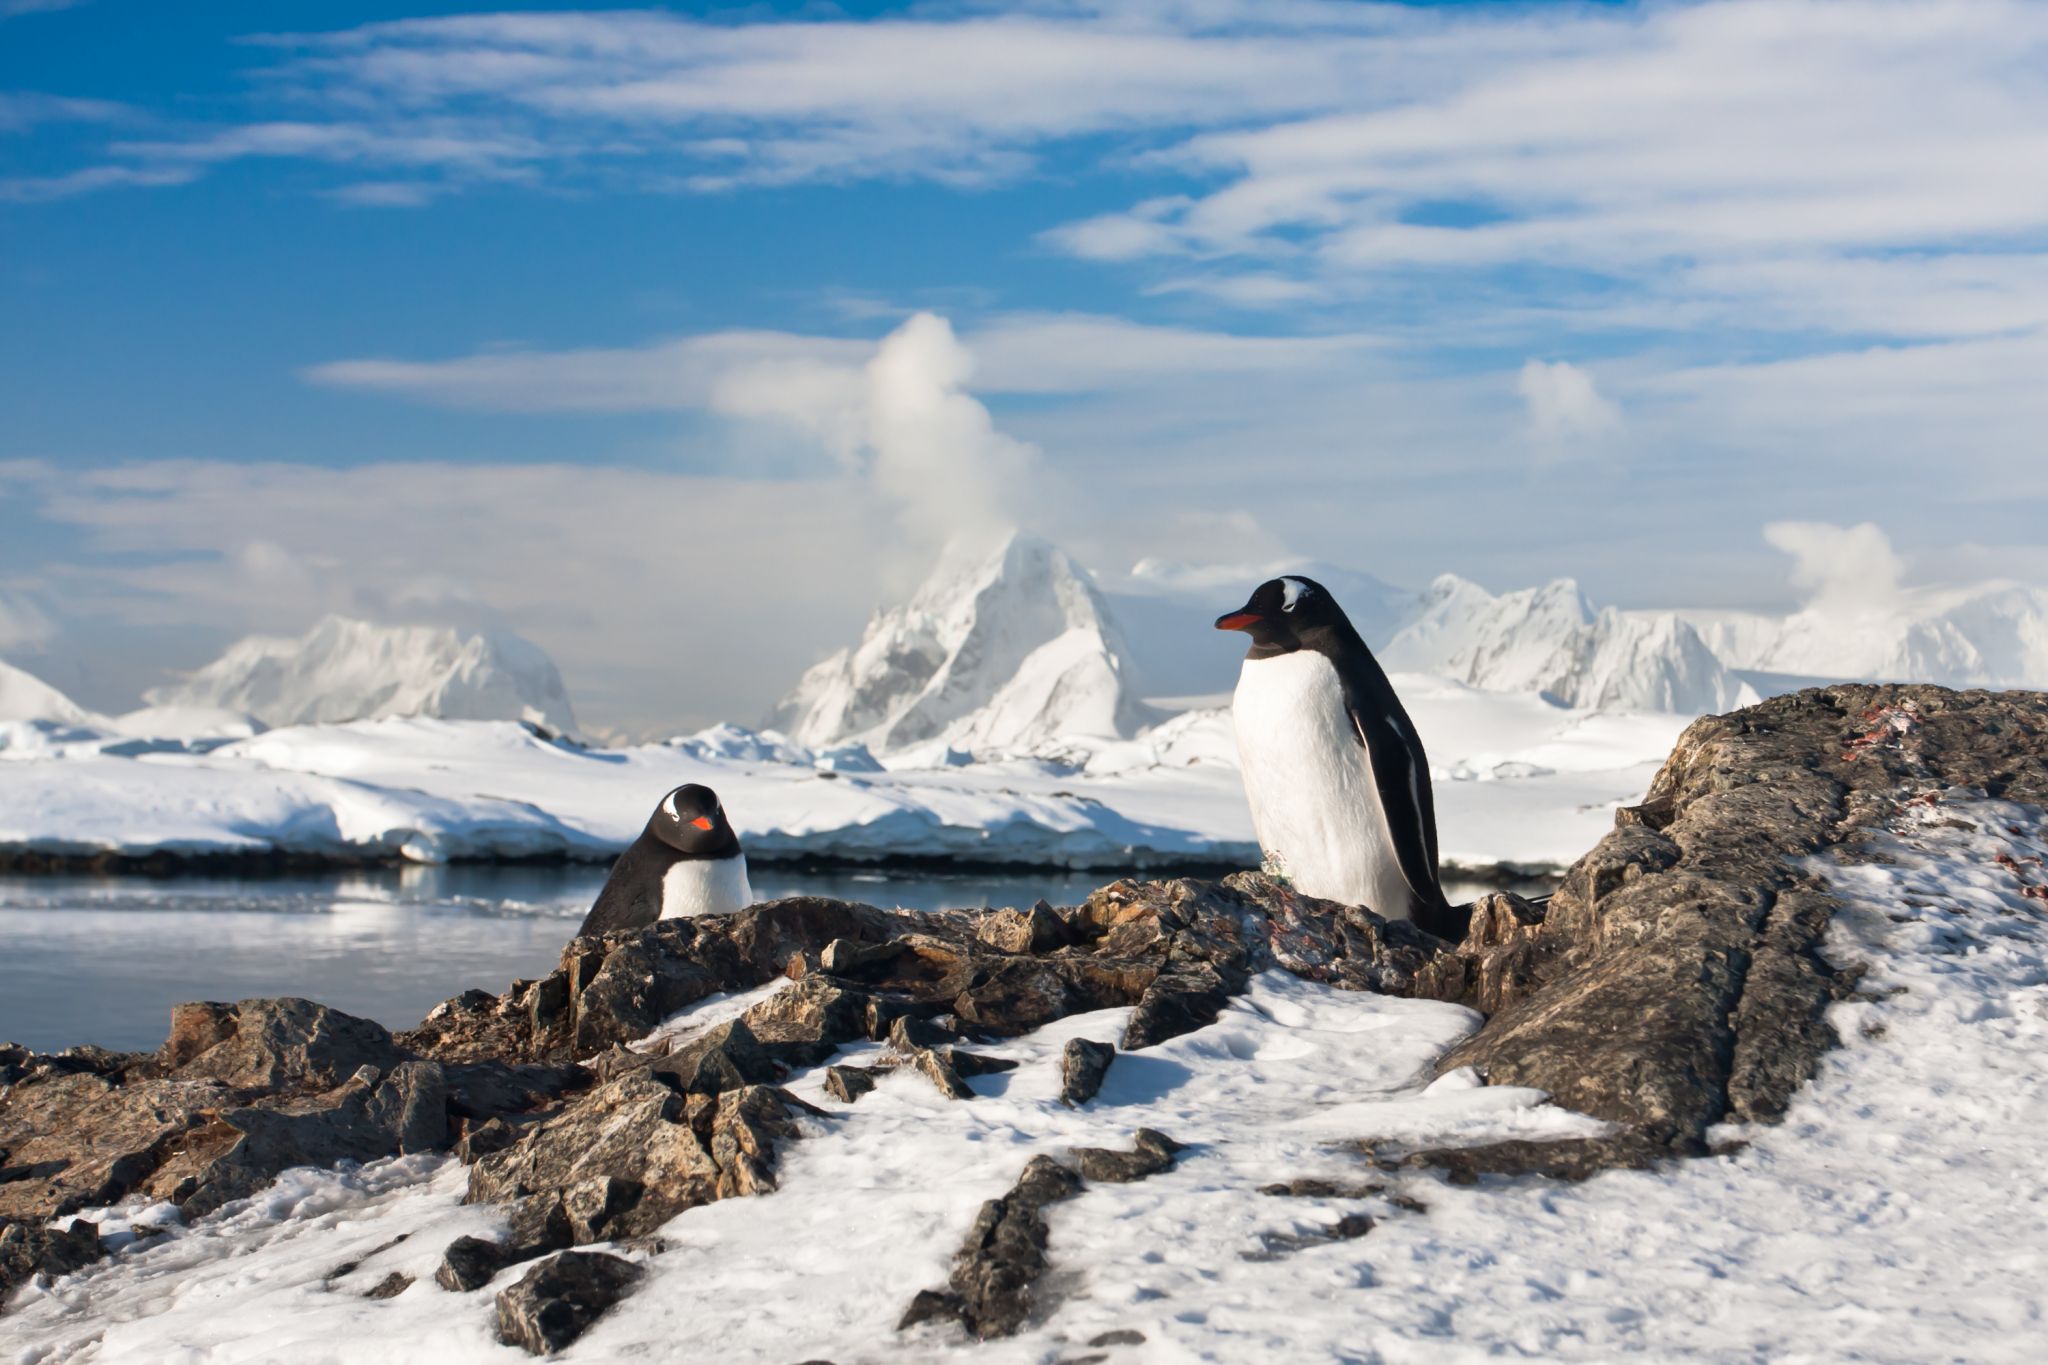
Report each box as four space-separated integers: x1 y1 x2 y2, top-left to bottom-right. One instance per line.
1420 685 2048 1159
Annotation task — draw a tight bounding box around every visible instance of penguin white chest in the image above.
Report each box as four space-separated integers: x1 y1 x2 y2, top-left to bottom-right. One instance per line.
659 854 754 919
1231 651 1410 919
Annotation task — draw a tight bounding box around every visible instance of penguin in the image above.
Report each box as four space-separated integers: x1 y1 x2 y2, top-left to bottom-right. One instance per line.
576 784 753 936
1216 576 1465 939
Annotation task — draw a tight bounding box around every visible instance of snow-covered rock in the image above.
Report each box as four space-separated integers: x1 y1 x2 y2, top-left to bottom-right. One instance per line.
771 532 1155 756
1383 576 1758 714
0 658 96 726
146 617 578 735
109 705 266 742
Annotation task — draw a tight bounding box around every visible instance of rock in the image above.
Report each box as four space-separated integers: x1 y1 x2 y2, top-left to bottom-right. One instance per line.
176 1060 451 1217
469 1071 815 1243
0 1217 103 1307
976 900 1073 954
1069 1129 1183 1184
1432 685 2048 1156
901 1154 1083 1340
651 1018 784 1096
1243 1212 1375 1261
1121 967 1237 1051
365 1271 413 1299
1362 1133 1672 1183
492 1250 643 1355
1257 1177 1386 1199
167 998 408 1091
823 1065 881 1103
1058 1039 1115 1107
947 1050 1020 1078
1091 1328 1147 1346
437 1234 513 1292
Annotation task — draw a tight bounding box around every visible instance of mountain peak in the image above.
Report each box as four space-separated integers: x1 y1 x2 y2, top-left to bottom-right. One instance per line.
148 616 578 734
771 531 1154 755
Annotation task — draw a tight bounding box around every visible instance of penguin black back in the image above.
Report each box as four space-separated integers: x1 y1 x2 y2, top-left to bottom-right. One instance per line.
577 784 745 936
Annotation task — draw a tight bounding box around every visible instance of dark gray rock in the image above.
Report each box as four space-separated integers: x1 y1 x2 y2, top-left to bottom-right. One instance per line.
1243 1211 1375 1262
1069 1129 1183 1184
1058 1038 1115 1107
900 1154 1083 1339
493 1250 643 1355
0 1217 102 1307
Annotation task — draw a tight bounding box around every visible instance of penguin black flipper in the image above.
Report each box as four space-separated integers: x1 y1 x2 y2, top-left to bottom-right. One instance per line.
1330 651 1464 939
576 838 666 937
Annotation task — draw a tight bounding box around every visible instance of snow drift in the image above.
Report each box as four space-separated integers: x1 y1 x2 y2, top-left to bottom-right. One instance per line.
147 616 579 735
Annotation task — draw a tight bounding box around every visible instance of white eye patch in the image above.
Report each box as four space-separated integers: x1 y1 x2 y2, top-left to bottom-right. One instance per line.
1280 578 1311 611
661 791 680 820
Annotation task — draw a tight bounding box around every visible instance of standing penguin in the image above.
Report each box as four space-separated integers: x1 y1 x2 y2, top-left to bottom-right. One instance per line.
1216 576 1462 938
576 784 753 936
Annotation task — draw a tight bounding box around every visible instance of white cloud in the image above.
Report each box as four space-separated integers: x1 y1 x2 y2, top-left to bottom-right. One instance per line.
0 592 53 650
1517 358 1623 447
1763 521 1906 616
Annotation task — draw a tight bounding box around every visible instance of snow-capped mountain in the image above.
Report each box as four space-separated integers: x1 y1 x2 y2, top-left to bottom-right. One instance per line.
0 657 96 726
1382 575 1758 714
1688 580 2048 691
771 531 1156 755
147 616 579 734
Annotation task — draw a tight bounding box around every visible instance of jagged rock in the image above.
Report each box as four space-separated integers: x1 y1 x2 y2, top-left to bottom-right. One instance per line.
1258 1177 1386 1199
1070 1129 1183 1184
976 900 1074 954
174 1060 450 1218
652 1018 784 1095
947 1050 1019 1078
1121 966 1237 1051
823 1065 881 1103
493 1250 643 1355
438 1234 515 1293
468 1070 815 1245
902 1154 1083 1339
166 998 407 1090
0 1217 102 1306
1059 1039 1115 1107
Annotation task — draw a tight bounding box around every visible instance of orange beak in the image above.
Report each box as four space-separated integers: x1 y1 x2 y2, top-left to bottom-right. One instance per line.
690 816 714 830
1215 611 1262 632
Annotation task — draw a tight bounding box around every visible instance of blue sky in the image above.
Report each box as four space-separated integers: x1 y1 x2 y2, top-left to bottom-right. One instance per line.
5 0 2048 732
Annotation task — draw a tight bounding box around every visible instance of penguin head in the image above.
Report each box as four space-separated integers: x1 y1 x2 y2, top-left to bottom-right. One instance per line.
1215 575 1343 652
647 783 741 857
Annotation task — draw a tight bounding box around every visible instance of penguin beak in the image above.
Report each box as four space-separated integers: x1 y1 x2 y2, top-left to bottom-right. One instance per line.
1215 610 1263 632
690 816 714 830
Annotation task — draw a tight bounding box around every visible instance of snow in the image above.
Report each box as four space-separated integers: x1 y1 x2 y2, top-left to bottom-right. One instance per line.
1384 574 1758 715
10 794 2045 1361
0 658 98 727
771 531 1155 755
0 676 1686 874
1685 578 2048 691
147 617 579 737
